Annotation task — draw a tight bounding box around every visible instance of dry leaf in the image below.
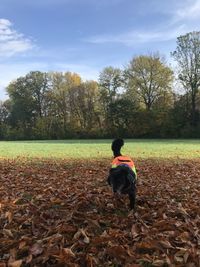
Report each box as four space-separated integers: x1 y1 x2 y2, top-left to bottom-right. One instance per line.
159 240 174 249
3 229 13 238
131 224 139 239
8 260 23 267
30 243 43 256
18 240 26 249
5 211 13 223
62 248 75 258
25 254 32 264
0 159 200 266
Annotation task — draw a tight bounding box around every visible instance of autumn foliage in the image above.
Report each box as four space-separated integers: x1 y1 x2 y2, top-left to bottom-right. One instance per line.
0 159 200 266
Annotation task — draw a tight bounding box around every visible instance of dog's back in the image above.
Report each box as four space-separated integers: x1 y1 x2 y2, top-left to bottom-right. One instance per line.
111 139 137 177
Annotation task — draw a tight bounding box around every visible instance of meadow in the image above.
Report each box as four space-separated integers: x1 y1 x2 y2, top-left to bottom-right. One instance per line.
0 139 200 266
0 139 200 159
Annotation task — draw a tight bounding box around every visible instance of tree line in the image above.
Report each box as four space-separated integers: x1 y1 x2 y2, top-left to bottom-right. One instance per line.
0 31 200 140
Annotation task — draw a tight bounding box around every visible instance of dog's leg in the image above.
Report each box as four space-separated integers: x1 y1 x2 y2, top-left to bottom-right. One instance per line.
129 194 135 210
129 189 136 210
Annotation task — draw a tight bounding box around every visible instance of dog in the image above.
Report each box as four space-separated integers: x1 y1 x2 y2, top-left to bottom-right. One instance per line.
107 139 137 210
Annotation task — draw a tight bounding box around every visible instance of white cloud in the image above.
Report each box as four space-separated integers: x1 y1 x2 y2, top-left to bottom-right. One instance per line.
174 0 200 21
0 18 34 57
86 24 187 46
86 0 200 47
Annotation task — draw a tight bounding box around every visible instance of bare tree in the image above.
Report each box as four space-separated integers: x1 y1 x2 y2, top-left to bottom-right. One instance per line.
171 31 200 126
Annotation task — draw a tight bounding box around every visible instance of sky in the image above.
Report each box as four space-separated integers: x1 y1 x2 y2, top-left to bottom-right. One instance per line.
0 0 200 100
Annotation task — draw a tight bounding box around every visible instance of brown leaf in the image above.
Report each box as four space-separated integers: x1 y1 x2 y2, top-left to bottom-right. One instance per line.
81 229 90 244
85 254 96 267
159 240 174 249
73 229 82 239
179 231 190 242
177 203 189 216
183 251 190 263
3 229 13 238
29 243 43 256
18 240 26 249
162 213 167 219
136 241 156 253
5 211 13 223
1 159 200 266
131 224 139 239
174 255 184 263
25 254 32 264
8 260 23 267
153 259 166 266
62 248 75 258
73 229 90 244
106 245 128 260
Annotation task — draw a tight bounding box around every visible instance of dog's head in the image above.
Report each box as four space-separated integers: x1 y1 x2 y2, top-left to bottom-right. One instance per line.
108 167 130 194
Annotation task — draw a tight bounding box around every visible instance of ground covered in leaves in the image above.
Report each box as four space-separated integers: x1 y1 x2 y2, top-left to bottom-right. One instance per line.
0 158 200 267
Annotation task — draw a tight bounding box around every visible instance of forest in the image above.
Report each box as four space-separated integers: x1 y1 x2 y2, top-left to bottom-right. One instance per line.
0 31 200 140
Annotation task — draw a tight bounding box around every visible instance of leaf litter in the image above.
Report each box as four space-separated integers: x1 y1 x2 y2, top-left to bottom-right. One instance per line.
0 158 200 266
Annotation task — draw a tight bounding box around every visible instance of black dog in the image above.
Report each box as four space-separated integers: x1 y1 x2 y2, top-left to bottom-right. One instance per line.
107 139 137 209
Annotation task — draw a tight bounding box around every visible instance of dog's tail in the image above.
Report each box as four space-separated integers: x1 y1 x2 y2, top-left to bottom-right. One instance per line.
112 138 124 157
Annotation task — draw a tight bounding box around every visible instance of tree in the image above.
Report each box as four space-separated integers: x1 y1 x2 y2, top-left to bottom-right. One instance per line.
126 54 173 110
171 31 200 126
50 72 82 136
99 67 124 132
6 71 51 139
26 71 49 117
99 66 123 112
7 76 37 127
0 100 10 139
0 100 10 123
68 80 100 134
108 98 137 137
7 71 50 122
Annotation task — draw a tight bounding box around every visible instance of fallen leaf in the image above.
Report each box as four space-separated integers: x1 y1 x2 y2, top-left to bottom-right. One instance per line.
159 240 174 249
131 224 139 239
5 211 13 223
30 243 43 256
8 260 23 267
3 229 13 238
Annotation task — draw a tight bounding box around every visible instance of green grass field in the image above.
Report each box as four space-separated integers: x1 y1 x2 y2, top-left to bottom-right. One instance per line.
0 139 200 159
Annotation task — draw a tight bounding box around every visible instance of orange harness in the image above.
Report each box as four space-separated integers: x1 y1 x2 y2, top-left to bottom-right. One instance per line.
111 156 137 178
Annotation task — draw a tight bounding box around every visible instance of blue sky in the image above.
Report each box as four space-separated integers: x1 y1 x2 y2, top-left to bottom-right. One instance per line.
0 0 199 100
